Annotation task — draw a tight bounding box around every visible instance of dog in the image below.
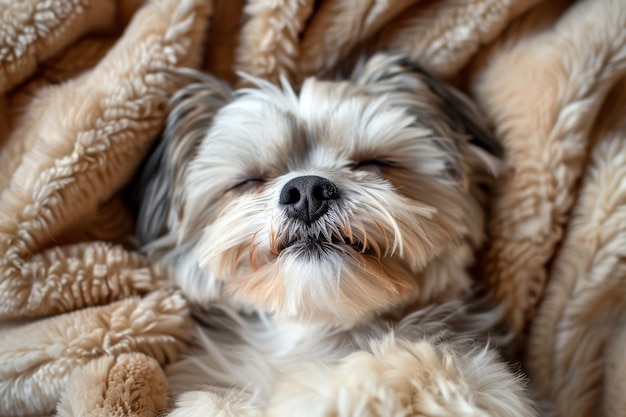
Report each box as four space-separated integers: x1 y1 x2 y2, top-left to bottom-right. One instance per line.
135 53 537 417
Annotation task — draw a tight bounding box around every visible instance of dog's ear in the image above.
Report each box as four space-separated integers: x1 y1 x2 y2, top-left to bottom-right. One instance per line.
407 63 503 159
353 54 503 159
136 70 232 246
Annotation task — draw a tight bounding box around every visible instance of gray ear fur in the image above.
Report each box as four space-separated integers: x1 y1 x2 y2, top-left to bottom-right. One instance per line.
402 60 503 159
136 70 232 247
353 53 502 159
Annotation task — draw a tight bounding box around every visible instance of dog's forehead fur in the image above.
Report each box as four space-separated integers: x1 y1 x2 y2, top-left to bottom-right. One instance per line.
191 75 460 194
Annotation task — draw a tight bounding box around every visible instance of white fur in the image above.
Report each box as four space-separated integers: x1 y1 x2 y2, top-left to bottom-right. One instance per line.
137 54 537 416
165 303 536 417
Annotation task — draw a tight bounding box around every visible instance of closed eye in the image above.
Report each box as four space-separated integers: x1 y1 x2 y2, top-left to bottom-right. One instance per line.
351 159 400 170
226 178 266 193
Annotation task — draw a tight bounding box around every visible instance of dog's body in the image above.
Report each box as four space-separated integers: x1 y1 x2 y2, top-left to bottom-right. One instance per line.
136 54 536 416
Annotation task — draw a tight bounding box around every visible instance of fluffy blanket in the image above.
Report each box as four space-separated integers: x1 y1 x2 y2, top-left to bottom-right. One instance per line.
0 0 624 416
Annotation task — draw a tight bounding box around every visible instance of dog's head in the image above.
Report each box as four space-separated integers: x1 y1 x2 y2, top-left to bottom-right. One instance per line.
137 54 501 324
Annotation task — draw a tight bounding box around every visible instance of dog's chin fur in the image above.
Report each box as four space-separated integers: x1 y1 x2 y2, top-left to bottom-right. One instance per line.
136 53 537 416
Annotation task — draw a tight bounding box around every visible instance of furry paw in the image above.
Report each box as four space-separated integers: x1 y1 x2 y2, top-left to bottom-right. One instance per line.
266 334 536 417
168 391 262 417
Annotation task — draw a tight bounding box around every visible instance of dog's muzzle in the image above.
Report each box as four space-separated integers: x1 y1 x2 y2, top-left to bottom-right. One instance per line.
279 175 339 226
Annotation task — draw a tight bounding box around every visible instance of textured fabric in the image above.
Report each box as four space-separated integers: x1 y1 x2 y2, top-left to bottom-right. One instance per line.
0 290 190 416
0 0 625 415
525 76 626 417
0 0 210 415
472 0 626 338
0 0 117 94
56 353 170 417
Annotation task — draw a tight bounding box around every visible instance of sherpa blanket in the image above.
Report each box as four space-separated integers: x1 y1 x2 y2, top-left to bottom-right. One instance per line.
0 0 624 416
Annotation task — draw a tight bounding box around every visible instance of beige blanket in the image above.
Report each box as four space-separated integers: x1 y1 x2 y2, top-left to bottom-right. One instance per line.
0 0 624 416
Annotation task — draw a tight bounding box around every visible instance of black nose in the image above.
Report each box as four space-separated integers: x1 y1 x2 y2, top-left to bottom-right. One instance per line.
279 175 340 225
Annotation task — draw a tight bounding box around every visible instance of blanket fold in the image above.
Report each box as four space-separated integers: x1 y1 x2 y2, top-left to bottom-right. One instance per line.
57 352 170 417
0 0 212 321
0 0 118 95
0 0 625 416
0 289 191 416
525 75 626 417
473 0 626 339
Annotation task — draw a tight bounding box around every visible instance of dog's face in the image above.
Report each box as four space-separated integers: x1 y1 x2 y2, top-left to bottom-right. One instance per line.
138 54 500 325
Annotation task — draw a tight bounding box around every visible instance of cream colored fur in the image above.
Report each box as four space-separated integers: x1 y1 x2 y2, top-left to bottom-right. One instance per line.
0 0 625 416
168 331 534 417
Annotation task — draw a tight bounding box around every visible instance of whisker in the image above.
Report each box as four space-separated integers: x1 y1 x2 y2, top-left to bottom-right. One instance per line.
268 224 281 255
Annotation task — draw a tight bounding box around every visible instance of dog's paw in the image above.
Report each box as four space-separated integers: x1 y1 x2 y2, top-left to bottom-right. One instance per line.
167 390 262 417
266 350 420 417
266 335 536 417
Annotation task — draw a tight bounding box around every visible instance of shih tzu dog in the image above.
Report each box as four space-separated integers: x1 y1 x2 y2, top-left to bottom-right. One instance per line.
136 53 537 417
